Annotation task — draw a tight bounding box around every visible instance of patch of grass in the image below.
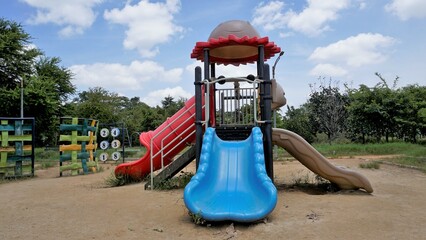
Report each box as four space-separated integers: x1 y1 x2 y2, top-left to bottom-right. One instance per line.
312 142 423 157
188 211 206 225
155 171 194 190
359 161 381 169
35 148 59 161
384 156 426 173
286 170 338 193
104 172 141 187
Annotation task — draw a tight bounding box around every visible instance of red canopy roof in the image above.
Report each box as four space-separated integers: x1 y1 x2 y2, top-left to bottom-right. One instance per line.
190 34 281 66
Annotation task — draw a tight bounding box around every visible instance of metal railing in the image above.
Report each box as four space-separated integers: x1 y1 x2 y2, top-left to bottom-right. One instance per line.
202 77 263 126
149 101 204 189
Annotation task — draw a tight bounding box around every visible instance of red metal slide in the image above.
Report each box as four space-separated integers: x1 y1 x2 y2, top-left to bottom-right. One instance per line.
114 96 198 180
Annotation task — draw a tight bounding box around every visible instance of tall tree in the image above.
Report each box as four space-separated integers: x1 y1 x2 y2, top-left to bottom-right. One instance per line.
0 18 41 113
0 18 41 88
307 82 349 143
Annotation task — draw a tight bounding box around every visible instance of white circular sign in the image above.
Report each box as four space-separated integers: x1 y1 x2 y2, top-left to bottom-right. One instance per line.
100 128 109 138
111 139 121 149
111 151 121 161
100 140 109 150
99 153 109 162
111 128 120 137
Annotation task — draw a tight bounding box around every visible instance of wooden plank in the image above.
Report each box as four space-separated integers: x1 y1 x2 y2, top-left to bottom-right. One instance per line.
59 144 96 152
1 128 8 147
60 152 90 162
7 135 32 142
59 135 91 142
60 161 97 172
0 145 32 152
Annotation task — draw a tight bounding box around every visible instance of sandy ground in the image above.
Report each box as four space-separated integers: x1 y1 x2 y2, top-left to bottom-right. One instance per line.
0 157 425 240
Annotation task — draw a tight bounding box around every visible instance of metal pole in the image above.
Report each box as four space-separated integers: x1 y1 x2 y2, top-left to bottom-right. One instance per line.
20 78 24 118
194 66 203 170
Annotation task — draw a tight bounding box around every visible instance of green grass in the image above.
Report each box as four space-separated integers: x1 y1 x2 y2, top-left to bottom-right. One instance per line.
383 156 426 173
104 172 143 187
312 142 423 157
274 142 426 173
155 171 194 190
359 161 381 169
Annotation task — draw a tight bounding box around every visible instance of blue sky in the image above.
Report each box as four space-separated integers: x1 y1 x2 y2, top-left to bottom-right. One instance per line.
2 0 425 108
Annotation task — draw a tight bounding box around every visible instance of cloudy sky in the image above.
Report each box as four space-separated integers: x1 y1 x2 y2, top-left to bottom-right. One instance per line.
2 0 425 107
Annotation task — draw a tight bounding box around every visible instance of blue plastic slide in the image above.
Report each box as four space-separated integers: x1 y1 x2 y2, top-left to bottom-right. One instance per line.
184 127 277 222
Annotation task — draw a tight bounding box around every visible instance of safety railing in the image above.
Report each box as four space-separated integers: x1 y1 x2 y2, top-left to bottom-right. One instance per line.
203 77 263 126
149 100 204 189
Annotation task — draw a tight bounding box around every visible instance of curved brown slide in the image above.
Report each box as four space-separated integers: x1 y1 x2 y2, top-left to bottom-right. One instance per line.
272 128 373 193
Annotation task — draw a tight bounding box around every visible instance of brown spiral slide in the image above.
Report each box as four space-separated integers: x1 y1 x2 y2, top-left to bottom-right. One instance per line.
272 128 373 193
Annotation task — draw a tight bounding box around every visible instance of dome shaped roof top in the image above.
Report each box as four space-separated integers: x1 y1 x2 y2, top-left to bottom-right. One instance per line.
191 20 281 65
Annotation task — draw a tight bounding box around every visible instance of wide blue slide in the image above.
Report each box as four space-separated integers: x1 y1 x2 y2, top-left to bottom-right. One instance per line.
184 127 277 222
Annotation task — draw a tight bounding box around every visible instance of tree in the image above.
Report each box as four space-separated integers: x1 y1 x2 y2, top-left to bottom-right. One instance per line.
307 81 349 143
281 105 316 143
71 87 126 124
0 18 42 115
0 19 74 145
395 85 426 142
26 57 75 145
159 95 186 119
0 18 41 89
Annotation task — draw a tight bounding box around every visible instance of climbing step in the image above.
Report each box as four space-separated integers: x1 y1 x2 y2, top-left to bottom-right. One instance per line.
144 145 196 190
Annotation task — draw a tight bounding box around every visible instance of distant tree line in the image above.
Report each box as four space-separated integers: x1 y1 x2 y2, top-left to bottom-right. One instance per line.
280 76 426 144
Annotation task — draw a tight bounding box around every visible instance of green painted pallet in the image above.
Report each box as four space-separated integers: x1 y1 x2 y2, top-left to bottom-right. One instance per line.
59 117 99 176
0 118 35 178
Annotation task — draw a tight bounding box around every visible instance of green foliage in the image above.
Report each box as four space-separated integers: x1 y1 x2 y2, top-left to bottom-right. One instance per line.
0 18 75 146
359 161 381 169
307 80 349 142
346 74 426 143
282 74 425 144
0 18 42 89
155 171 194 190
188 211 206 225
104 172 142 187
281 105 316 143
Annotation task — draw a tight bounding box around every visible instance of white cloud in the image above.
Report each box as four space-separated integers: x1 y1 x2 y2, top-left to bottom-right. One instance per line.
357 0 367 10
70 60 183 92
252 0 350 36
385 0 426 20
23 0 102 37
141 86 192 106
309 33 396 67
252 1 291 31
104 0 183 58
309 63 348 77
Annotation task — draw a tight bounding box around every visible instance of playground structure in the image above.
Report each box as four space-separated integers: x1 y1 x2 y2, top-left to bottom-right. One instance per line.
115 20 373 222
0 117 35 178
59 117 99 176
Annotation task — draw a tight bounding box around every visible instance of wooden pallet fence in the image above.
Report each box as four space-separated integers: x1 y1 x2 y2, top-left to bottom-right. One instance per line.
59 117 98 176
0 118 35 178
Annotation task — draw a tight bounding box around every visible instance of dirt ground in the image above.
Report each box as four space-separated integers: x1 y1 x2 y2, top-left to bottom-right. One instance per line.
1 156 425 240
